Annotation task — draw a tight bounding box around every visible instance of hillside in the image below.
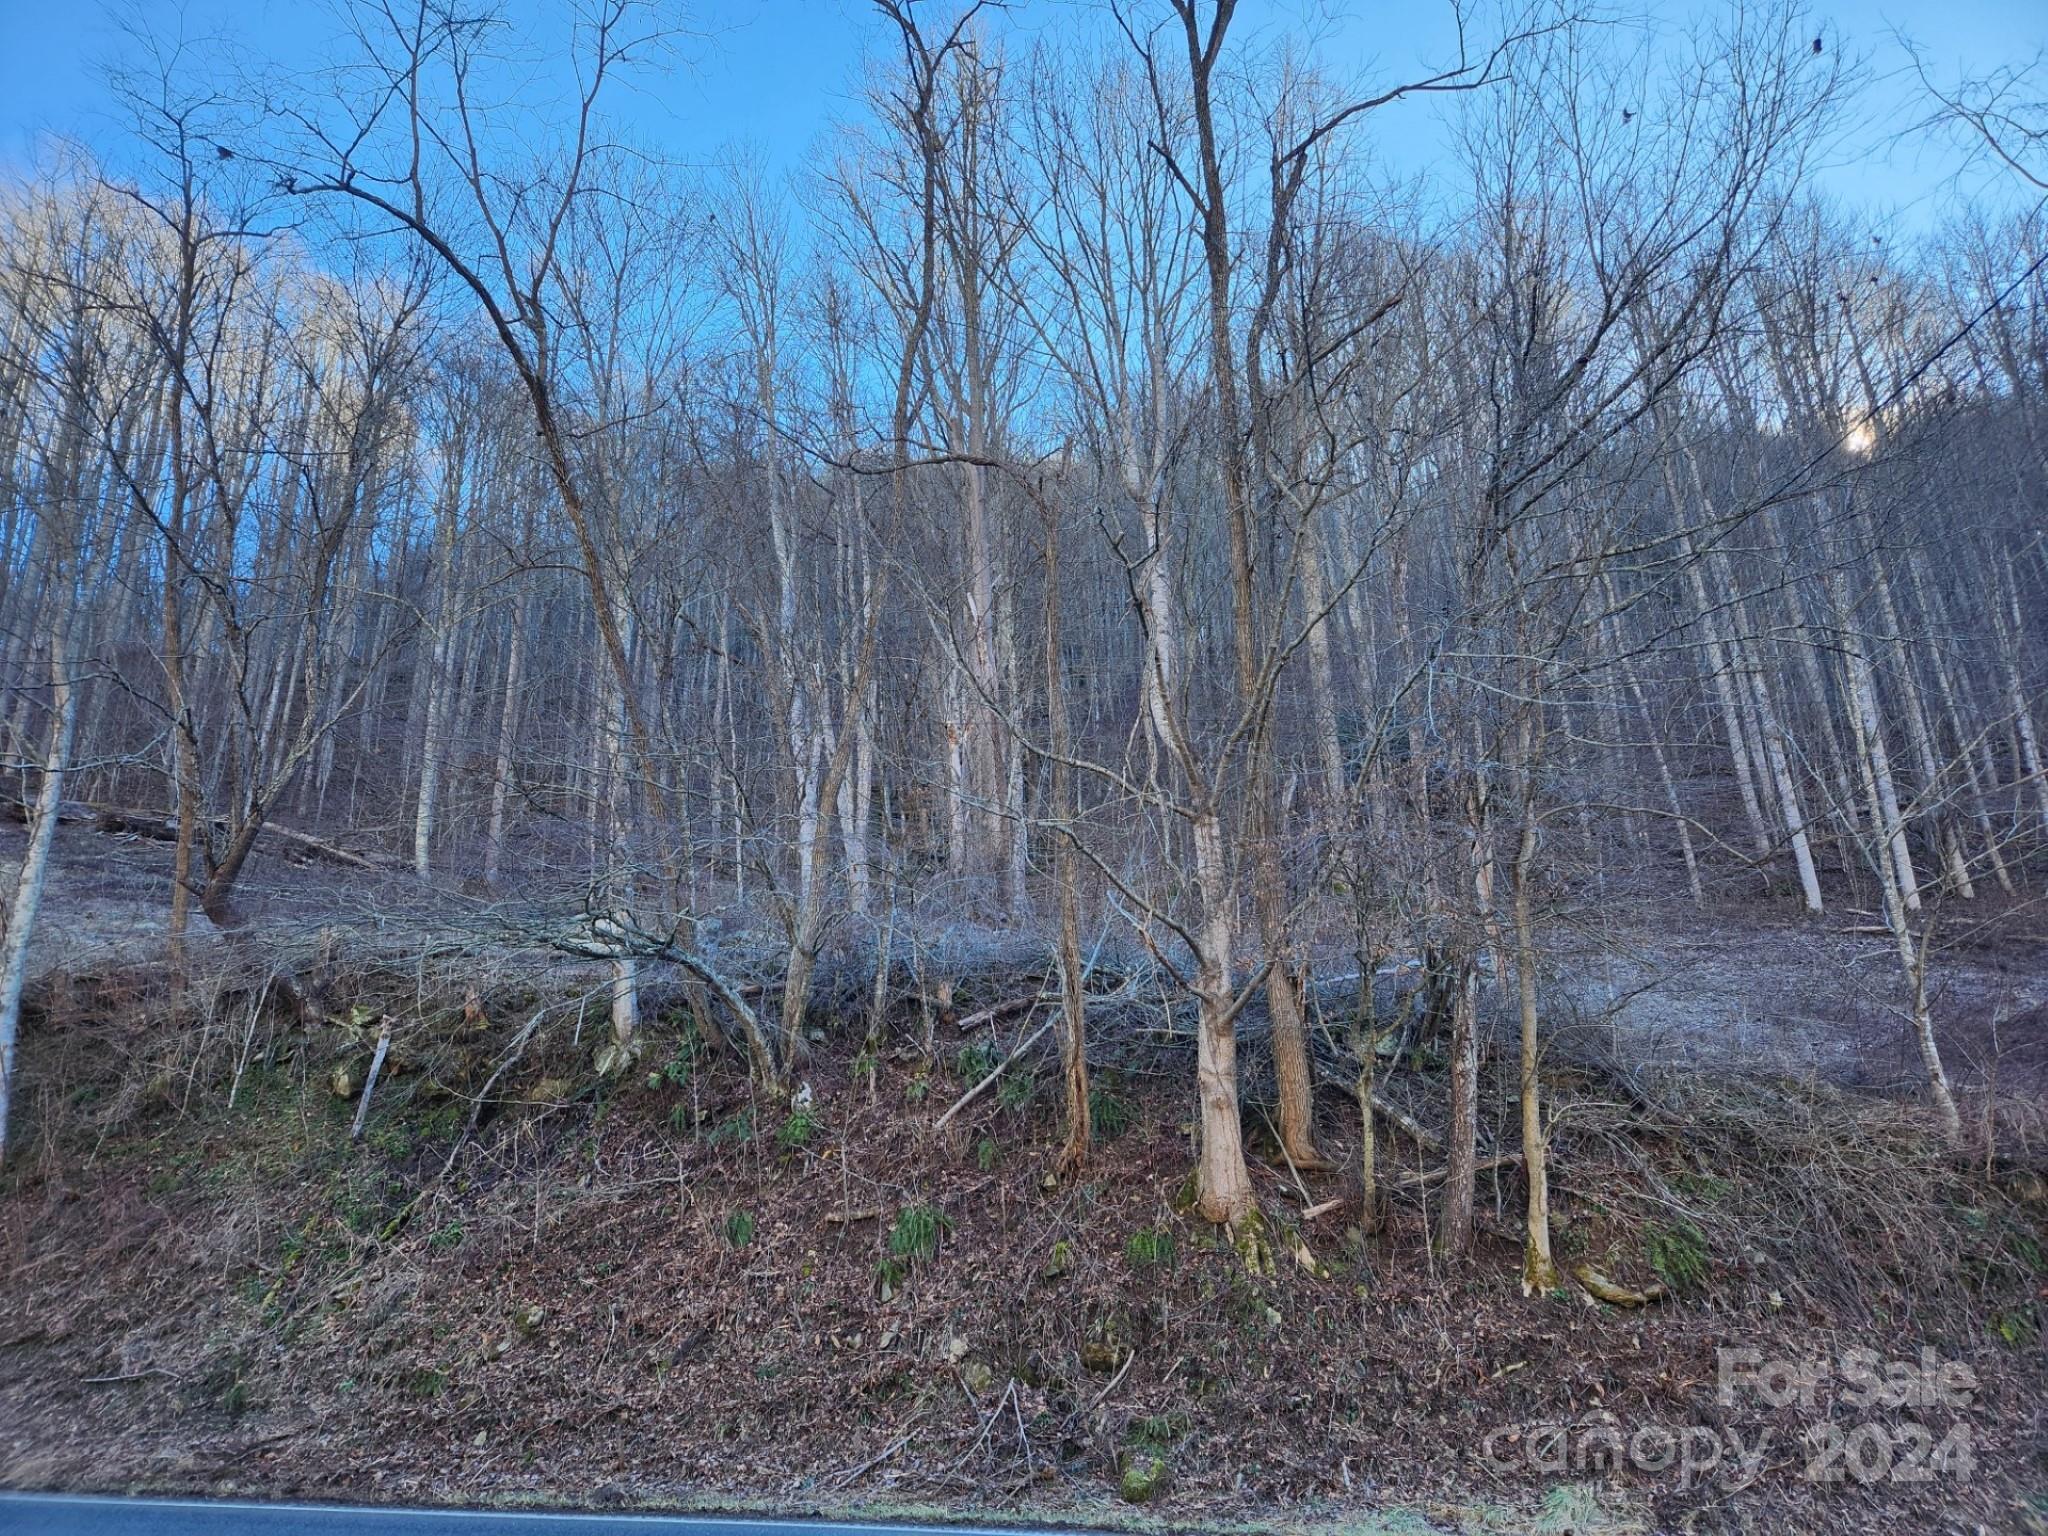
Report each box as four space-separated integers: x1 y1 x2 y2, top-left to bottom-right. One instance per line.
1 837 2043 1535
6 1 2048 1532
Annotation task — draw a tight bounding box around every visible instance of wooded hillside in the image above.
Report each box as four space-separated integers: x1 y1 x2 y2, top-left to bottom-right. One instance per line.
2 6 2046 1525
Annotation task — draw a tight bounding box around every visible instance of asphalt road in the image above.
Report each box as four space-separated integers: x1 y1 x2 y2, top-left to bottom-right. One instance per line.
0 1497 1079 1536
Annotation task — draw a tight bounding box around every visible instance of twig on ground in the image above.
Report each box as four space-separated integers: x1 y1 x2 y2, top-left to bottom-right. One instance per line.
823 1207 885 1225
832 1413 928 1489
1081 1346 1136 1415
933 1017 1053 1131
83 1366 183 1385
439 1008 545 1177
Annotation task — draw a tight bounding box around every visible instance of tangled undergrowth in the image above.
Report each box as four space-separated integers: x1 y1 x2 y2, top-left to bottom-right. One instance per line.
1 953 2044 1535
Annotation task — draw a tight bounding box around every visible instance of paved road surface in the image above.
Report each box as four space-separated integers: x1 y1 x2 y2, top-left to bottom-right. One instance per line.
0 1496 1079 1536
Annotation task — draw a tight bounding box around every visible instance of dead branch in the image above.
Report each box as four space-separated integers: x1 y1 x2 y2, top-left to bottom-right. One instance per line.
349 1018 394 1140
933 1016 1053 1131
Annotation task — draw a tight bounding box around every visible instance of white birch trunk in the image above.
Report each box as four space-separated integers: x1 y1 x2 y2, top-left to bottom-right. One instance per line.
0 608 75 1163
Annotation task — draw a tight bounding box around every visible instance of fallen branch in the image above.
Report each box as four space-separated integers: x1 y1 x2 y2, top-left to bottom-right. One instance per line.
438 1008 545 1178
954 990 1050 1032
1575 1264 1668 1306
933 1017 1053 1132
932 940 1136 1132
1080 1345 1136 1415
1394 1152 1522 1190
830 1414 928 1490
83 1366 183 1385
251 821 386 870
350 1019 394 1141
25 800 395 871
1373 1093 1442 1151
216 1426 309 1464
823 1207 885 1225
563 915 781 1085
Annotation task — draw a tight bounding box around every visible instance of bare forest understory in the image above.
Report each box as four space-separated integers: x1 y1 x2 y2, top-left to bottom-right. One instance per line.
8 1 2048 1531
1 826 2045 1536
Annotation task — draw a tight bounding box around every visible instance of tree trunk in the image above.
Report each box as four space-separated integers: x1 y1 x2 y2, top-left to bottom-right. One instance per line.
1192 810 1253 1226
1044 507 1090 1176
483 590 530 888
1440 952 1480 1262
1511 716 1556 1292
0 603 76 1164
1351 942 1382 1235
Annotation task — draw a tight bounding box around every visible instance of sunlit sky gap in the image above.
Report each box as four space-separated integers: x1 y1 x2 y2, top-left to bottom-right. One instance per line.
1 0 2040 237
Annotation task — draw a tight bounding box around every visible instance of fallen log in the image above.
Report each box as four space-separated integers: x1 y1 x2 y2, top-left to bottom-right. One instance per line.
1575 1264 1667 1306
0 797 95 826
953 989 1050 1032
5 798 394 872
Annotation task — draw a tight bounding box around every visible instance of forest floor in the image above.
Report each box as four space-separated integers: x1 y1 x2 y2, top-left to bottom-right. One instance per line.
2 825 2047 1535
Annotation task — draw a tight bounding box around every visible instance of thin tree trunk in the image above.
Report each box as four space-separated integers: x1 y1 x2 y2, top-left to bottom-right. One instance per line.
483 590 530 888
1440 770 1488 1263
0 591 75 1164
1044 509 1089 1176
1511 716 1556 1291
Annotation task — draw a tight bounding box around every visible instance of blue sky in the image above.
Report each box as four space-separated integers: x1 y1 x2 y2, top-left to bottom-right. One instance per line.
1 0 2040 231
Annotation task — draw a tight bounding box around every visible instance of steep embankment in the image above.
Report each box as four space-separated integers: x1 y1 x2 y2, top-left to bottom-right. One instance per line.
1 951 2043 1536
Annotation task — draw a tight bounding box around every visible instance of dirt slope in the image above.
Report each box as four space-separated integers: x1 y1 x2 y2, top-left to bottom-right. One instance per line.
1 961 2043 1536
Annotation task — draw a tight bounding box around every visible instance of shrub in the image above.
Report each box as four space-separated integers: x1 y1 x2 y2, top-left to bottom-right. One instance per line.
644 1026 700 1092
889 1204 949 1264
724 1210 756 1249
996 1069 1035 1112
1645 1219 1709 1294
404 1367 448 1399
1126 1225 1176 1270
776 1105 818 1149
707 1109 753 1147
1044 1237 1073 1278
1090 1077 1134 1140
1992 1304 2038 1348
955 1041 999 1086
1130 1411 1189 1448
